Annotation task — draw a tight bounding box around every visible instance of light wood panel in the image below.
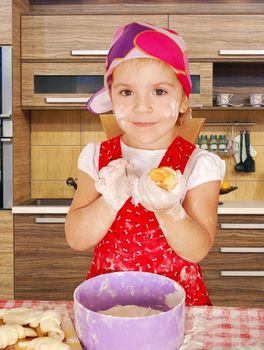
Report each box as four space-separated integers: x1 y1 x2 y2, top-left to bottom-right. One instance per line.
81 111 106 145
0 210 13 299
169 15 264 59
31 111 81 145
0 0 12 44
22 62 105 108
32 181 76 198
12 0 31 205
29 2 264 16
236 180 264 201
21 15 168 59
31 146 80 181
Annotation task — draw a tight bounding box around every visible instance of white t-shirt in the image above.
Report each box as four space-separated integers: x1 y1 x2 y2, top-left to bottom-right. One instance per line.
78 140 225 199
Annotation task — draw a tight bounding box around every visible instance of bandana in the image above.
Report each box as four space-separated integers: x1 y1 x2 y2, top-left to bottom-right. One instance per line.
87 22 192 114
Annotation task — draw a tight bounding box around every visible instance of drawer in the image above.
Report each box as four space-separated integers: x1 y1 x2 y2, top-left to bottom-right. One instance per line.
169 15 264 59
201 269 264 307
21 15 168 60
214 228 264 247
201 250 264 271
15 214 92 300
22 62 105 108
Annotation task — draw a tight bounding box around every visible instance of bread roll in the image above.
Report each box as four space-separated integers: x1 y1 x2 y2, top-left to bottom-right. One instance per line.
149 166 178 191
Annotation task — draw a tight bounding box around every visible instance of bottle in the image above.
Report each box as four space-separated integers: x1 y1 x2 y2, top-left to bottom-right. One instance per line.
210 135 218 151
200 135 208 150
219 134 227 151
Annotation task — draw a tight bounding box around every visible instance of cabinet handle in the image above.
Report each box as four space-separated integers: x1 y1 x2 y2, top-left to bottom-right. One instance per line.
220 247 264 253
45 97 88 104
0 114 11 119
0 138 12 142
71 50 109 56
35 218 66 224
219 50 264 56
220 271 264 277
220 223 264 229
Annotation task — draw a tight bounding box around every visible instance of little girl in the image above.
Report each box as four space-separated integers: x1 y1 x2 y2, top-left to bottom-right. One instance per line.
65 22 225 306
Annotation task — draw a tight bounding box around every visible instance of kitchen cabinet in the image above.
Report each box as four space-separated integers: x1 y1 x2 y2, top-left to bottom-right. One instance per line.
189 62 212 107
201 214 264 307
0 210 13 299
22 62 105 109
14 214 91 300
0 0 12 44
21 15 168 60
169 15 264 60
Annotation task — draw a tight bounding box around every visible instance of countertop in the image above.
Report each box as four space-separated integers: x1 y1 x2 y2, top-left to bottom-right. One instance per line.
12 200 264 215
0 300 263 350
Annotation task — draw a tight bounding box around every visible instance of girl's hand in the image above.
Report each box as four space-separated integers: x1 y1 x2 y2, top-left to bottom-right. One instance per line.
133 170 186 217
95 158 137 212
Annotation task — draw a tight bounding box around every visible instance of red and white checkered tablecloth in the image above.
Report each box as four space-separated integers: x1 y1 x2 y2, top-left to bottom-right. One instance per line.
0 300 264 349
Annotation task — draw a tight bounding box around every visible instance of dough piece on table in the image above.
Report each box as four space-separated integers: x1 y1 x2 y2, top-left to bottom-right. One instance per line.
98 305 162 317
18 337 70 350
2 308 44 327
0 324 37 349
2 308 65 340
149 166 178 191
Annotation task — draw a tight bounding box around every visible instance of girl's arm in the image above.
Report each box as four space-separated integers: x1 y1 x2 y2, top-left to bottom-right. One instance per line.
155 180 221 263
65 170 117 251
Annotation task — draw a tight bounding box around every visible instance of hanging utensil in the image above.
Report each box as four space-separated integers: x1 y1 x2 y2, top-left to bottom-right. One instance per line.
243 130 255 173
234 130 246 172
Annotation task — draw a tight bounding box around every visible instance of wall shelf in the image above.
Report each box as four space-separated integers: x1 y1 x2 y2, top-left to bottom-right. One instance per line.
204 122 256 127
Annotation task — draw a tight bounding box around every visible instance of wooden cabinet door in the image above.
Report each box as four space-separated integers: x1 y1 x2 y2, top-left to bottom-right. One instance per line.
21 15 168 60
0 210 13 299
0 0 12 44
169 15 264 59
14 214 91 300
22 62 105 108
189 62 212 107
201 215 264 307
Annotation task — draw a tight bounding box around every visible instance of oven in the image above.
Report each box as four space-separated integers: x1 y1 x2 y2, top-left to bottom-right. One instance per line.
0 46 12 209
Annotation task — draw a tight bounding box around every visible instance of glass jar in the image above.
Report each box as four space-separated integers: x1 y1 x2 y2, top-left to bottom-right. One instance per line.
219 134 227 151
200 135 208 150
210 135 218 151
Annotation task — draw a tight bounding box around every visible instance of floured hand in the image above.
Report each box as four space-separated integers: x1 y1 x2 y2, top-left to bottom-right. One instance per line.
95 158 137 213
133 169 186 217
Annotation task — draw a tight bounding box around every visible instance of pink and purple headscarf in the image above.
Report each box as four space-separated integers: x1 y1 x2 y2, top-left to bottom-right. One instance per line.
87 22 192 114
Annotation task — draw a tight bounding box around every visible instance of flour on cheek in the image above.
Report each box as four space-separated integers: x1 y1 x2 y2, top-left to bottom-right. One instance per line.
168 100 179 119
114 104 129 127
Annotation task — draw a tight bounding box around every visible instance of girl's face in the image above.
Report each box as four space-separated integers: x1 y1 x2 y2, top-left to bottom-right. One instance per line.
110 60 189 149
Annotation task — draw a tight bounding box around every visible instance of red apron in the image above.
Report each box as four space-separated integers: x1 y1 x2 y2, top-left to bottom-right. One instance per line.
87 135 212 306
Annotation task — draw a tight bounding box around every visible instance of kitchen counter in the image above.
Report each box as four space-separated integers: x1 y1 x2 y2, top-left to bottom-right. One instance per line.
12 200 264 215
0 300 263 349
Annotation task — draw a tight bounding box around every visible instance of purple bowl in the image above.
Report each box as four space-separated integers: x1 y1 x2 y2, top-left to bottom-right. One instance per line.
74 271 185 350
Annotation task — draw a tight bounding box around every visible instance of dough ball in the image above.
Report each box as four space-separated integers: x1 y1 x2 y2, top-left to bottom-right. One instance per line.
149 166 178 191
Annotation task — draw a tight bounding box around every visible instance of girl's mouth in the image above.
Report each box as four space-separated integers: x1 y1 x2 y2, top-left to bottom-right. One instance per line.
132 122 156 127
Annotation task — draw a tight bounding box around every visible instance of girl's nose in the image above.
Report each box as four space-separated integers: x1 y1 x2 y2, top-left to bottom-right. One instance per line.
133 95 153 114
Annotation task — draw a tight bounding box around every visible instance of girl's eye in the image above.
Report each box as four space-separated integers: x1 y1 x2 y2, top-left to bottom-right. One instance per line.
154 88 167 96
120 89 133 96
